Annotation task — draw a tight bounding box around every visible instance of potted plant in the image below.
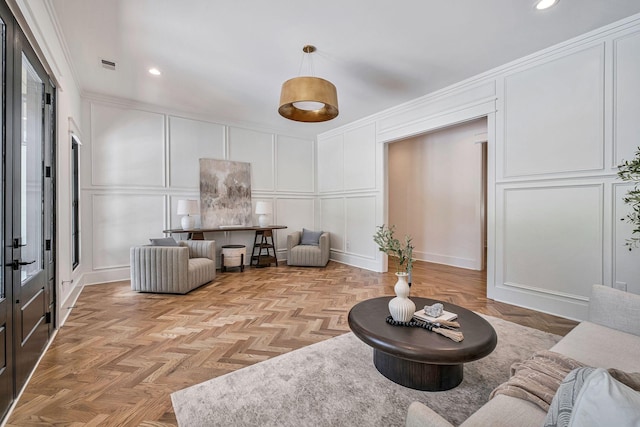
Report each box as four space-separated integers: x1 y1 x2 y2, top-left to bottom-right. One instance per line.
618 147 640 250
373 224 416 322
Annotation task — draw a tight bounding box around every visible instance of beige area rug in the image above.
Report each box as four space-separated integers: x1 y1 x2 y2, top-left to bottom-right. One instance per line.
171 315 561 427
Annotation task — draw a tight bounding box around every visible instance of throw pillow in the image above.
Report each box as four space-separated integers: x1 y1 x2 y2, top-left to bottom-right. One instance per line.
300 228 323 246
568 368 640 427
543 367 596 427
545 367 640 427
149 237 179 246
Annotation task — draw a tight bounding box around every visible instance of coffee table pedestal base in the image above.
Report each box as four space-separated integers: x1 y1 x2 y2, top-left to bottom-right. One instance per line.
373 349 463 391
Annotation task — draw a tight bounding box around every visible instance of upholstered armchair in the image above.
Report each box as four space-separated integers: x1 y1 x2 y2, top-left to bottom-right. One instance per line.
130 240 216 294
287 230 330 267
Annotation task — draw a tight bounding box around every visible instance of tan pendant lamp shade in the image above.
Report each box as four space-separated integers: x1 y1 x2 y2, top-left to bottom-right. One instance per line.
279 46 339 122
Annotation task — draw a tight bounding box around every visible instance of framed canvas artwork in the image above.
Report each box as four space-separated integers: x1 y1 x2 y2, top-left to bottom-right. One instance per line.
199 159 252 227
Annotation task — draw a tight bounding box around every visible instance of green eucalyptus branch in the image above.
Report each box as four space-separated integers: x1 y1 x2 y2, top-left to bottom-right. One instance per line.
373 224 414 273
618 146 640 250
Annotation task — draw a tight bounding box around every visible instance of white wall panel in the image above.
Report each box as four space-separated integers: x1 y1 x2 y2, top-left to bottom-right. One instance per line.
169 117 224 188
614 31 640 165
276 136 314 193
228 127 274 191
318 134 344 193
502 184 603 299
503 45 605 177
276 198 315 252
92 194 165 269
320 198 345 251
344 124 376 191
613 183 640 294
346 197 377 259
91 103 165 187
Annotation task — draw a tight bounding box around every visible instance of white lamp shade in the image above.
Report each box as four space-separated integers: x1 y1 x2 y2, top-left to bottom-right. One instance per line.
255 201 272 215
177 199 199 215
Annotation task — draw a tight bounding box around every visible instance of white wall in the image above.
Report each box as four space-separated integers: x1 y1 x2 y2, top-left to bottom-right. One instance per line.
80 97 316 285
318 14 640 321
12 0 84 325
388 119 487 271
317 123 384 271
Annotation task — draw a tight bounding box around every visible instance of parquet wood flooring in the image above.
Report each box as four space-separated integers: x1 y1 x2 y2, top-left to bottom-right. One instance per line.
6 260 577 426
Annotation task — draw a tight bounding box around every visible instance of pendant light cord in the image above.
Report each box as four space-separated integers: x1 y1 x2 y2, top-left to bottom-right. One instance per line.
297 48 315 77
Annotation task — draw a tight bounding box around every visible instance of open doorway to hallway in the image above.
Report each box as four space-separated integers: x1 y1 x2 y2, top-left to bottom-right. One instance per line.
387 117 488 272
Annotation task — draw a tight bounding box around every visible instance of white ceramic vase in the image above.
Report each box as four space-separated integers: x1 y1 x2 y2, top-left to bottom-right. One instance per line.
388 272 416 322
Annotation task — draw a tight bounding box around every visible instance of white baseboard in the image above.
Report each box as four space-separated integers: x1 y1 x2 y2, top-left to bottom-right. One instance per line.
81 267 130 286
414 250 481 270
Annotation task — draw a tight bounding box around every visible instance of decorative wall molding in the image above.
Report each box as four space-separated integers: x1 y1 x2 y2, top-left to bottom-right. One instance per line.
318 13 640 320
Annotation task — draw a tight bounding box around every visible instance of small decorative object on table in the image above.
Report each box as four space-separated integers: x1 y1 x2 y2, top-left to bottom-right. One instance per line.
388 272 415 322
373 224 415 322
385 316 464 342
415 303 460 328
424 303 443 317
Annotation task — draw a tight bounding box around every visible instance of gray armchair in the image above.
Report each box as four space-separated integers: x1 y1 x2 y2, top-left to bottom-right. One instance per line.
130 240 216 294
287 231 330 267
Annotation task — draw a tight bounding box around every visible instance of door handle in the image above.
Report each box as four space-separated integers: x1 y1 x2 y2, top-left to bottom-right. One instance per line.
12 259 35 270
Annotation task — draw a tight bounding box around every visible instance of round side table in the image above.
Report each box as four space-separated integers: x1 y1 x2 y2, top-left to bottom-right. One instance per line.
221 244 246 272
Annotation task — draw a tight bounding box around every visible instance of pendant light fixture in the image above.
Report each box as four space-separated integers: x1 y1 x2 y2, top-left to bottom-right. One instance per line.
279 45 339 123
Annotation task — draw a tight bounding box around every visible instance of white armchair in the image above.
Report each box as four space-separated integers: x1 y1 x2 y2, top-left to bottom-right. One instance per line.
130 240 216 294
287 230 330 267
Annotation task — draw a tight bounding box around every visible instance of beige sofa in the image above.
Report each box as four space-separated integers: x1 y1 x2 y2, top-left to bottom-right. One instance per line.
406 284 640 427
130 240 216 294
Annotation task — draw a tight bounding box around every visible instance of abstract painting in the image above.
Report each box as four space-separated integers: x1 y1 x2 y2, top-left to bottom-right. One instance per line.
199 159 252 228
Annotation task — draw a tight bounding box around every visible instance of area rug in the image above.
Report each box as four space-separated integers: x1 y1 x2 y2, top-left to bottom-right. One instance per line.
171 315 561 426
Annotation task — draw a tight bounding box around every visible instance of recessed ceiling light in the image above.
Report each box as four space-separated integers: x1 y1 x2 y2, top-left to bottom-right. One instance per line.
535 0 559 10
149 68 161 76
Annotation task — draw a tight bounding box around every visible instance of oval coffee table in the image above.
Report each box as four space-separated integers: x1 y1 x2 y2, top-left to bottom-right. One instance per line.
348 296 497 391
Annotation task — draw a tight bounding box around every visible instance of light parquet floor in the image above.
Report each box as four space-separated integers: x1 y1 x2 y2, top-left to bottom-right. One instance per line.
7 260 577 426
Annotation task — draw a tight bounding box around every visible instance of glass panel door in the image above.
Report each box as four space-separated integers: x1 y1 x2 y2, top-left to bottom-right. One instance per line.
20 53 43 282
13 44 52 395
0 3 55 419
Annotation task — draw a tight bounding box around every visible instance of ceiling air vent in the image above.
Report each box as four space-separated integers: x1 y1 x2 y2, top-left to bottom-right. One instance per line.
101 59 116 70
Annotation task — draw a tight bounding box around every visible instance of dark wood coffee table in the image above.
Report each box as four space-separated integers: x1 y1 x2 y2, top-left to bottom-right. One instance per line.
348 296 497 391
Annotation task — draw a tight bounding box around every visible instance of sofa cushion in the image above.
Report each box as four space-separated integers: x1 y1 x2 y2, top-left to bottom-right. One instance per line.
301 228 323 246
459 395 546 427
550 321 640 372
187 258 215 289
589 285 640 336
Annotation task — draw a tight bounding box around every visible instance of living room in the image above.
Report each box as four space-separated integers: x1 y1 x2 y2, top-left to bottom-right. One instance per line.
2 0 640 425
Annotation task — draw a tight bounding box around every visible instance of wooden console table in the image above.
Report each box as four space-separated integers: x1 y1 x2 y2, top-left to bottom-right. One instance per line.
163 226 288 268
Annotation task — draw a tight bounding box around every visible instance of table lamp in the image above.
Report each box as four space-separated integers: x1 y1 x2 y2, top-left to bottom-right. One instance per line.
255 201 272 227
177 199 199 230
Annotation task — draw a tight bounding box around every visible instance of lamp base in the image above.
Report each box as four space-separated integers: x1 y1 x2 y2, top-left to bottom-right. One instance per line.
181 215 195 230
258 214 268 227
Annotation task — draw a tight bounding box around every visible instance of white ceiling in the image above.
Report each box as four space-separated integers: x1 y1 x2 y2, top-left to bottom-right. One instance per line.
51 0 640 139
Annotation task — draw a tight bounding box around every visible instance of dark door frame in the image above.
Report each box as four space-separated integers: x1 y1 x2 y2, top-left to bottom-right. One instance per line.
0 0 56 419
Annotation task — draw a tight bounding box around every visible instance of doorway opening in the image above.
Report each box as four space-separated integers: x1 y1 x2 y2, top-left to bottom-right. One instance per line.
386 117 488 273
